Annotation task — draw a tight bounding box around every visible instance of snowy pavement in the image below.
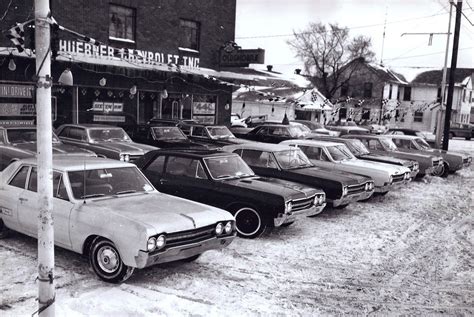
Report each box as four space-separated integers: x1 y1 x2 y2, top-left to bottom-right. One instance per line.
1 140 473 316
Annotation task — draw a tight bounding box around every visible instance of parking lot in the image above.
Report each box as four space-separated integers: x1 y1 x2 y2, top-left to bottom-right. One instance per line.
0 140 473 316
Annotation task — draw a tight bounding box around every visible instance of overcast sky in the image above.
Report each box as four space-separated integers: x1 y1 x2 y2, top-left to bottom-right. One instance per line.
235 0 474 81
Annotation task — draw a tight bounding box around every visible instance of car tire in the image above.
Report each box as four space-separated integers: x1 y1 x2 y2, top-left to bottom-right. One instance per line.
431 164 445 177
89 237 135 283
379 191 389 196
233 206 267 239
280 221 294 227
181 254 201 262
441 162 450 178
0 220 10 239
333 203 349 209
466 137 471 140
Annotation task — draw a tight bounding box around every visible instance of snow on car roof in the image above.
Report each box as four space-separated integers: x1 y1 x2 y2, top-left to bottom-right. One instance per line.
15 156 135 171
385 134 420 140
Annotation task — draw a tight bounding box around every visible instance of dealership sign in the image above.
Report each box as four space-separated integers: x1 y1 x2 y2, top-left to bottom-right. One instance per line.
59 40 200 68
0 84 34 98
219 44 265 67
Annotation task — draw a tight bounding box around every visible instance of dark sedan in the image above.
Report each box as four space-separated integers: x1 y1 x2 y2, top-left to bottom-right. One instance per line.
130 125 209 149
56 124 157 163
0 125 95 171
222 143 374 208
308 135 420 179
236 123 314 144
342 134 444 177
136 150 325 238
180 124 252 146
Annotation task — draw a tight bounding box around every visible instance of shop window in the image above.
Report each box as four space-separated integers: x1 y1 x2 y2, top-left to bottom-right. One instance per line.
388 84 393 99
362 108 370 120
109 4 136 43
414 111 423 122
363 83 373 98
180 19 200 51
403 86 411 101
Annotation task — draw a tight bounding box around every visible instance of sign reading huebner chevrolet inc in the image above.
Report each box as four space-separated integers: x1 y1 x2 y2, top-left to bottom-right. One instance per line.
219 48 265 67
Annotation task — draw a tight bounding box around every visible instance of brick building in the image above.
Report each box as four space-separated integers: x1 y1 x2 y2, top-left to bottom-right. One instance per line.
0 0 244 128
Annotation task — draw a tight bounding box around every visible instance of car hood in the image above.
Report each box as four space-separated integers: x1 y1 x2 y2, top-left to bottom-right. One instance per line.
288 166 370 186
86 192 233 233
224 176 318 200
361 153 408 165
13 142 96 156
341 159 407 174
94 141 157 154
424 149 470 160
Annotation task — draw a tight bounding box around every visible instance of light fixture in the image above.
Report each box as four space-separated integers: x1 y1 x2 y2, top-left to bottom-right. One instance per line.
58 68 73 86
8 53 16 71
130 84 137 95
161 88 168 99
99 77 107 86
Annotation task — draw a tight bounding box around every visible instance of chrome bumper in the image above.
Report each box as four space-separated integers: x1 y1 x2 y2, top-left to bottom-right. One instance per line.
375 179 410 193
274 204 326 226
135 235 235 269
330 190 374 206
409 169 419 179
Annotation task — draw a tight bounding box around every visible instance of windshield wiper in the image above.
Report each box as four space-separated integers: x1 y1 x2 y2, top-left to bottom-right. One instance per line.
81 193 106 199
115 190 137 195
216 174 234 179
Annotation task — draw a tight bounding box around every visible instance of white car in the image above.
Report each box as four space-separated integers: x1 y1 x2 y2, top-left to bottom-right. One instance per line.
280 139 411 194
0 157 235 283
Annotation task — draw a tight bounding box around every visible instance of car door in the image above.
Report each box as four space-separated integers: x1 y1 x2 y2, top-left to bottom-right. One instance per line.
18 168 74 248
0 165 29 233
298 145 336 170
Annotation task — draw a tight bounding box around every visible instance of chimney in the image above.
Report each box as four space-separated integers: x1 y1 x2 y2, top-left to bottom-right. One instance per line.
266 65 273 72
294 68 302 75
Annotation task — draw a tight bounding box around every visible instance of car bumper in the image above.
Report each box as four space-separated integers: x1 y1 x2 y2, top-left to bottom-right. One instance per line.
409 169 419 179
274 204 326 226
134 235 236 269
375 179 410 193
330 190 374 206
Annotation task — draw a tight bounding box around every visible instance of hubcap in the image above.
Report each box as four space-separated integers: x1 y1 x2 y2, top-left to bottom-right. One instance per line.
97 246 120 273
235 208 261 236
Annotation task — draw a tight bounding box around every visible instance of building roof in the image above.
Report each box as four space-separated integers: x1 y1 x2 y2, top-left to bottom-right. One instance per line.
411 68 474 85
365 63 408 85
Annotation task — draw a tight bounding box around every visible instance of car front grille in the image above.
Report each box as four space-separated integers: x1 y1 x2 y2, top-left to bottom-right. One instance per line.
347 183 366 195
463 157 471 164
291 195 315 211
432 159 442 167
165 224 216 249
392 174 405 183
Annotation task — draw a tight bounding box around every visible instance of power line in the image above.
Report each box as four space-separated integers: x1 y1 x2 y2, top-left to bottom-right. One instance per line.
385 46 473 61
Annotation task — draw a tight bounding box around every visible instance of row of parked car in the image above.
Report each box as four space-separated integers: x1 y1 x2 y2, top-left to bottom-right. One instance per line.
0 119 471 283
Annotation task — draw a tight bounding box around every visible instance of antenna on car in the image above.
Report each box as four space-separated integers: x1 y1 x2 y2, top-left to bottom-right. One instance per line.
83 158 87 204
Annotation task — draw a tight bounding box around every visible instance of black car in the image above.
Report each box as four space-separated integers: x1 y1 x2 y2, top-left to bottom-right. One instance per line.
0 125 96 171
146 118 199 134
236 123 314 144
386 128 437 146
308 135 420 179
180 124 253 147
135 149 325 238
222 143 375 208
130 125 209 149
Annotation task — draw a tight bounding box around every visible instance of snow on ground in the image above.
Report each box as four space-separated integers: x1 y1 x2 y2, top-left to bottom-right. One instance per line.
1 140 473 316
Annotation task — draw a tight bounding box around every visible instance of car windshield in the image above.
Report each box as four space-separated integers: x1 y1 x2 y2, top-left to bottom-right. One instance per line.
327 144 355 161
413 138 431 150
151 127 187 140
6 128 60 144
349 139 370 155
288 125 310 138
380 137 398 151
68 167 154 199
273 149 313 169
88 128 131 142
203 155 255 179
206 126 235 139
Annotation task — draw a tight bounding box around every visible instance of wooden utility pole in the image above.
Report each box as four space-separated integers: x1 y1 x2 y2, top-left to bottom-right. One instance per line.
442 0 463 151
35 0 55 315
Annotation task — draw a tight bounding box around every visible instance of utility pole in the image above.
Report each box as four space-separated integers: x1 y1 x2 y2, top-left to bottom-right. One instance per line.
442 0 463 151
35 0 55 315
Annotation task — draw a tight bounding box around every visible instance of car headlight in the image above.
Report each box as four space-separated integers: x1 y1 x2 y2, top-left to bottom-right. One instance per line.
370 182 374 190
224 221 233 234
120 154 130 162
318 195 325 205
342 186 348 196
156 234 166 249
215 223 224 235
405 172 410 179
147 237 156 252
365 183 369 191
285 201 293 213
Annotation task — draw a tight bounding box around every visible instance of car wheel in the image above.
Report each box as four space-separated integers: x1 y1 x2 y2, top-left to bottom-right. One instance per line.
233 206 266 239
441 162 450 178
181 254 201 262
89 237 135 283
379 191 389 196
431 164 445 177
333 203 349 209
466 137 471 140
280 221 294 227
0 220 10 239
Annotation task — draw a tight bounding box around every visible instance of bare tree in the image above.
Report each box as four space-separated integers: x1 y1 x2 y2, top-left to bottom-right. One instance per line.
287 23 376 99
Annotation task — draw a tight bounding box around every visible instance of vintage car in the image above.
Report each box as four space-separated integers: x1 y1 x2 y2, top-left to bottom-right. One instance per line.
135 149 325 238
308 135 420 179
292 120 339 136
387 135 472 176
222 143 374 208
325 121 370 136
231 113 248 128
343 134 445 177
56 124 157 163
386 128 437 146
130 125 209 149
180 124 252 146
448 122 474 140
235 123 317 144
145 118 198 134
0 157 235 283
280 139 411 195
0 125 96 171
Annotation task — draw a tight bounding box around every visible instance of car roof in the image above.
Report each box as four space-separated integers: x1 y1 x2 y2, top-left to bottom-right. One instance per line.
13 156 135 171
223 142 293 152
389 128 419 132
149 149 237 159
343 134 385 140
281 139 344 147
59 124 123 129
385 134 420 140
